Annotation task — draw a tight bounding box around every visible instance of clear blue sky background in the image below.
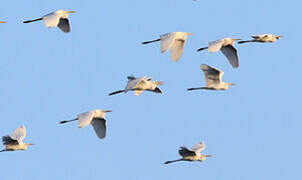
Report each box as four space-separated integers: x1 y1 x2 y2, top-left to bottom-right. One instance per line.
0 0 300 179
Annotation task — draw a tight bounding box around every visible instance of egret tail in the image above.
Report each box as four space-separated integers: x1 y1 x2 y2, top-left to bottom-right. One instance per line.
187 87 204 91
59 118 78 124
23 18 43 23
108 90 125 96
238 40 256 44
164 159 183 164
197 47 208 52
142 38 161 45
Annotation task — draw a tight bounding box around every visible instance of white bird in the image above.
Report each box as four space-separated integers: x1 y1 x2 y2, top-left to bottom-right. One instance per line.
60 109 112 139
23 10 76 33
187 64 235 91
197 38 241 68
238 34 283 44
109 75 163 96
142 32 193 62
164 141 212 164
1 125 34 152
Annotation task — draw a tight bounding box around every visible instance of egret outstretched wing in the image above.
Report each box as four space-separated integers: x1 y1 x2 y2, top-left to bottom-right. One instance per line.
43 13 60 28
220 45 239 68
160 33 176 53
58 18 70 33
170 39 185 62
78 111 95 128
11 125 26 144
191 141 206 154
179 146 196 157
201 64 223 86
91 118 106 139
208 39 224 52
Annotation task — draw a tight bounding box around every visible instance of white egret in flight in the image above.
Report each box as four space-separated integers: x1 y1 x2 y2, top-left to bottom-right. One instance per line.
142 32 193 62
197 38 241 68
238 34 283 44
187 64 235 91
1 125 34 152
60 109 112 139
164 141 212 164
109 76 163 96
23 10 76 33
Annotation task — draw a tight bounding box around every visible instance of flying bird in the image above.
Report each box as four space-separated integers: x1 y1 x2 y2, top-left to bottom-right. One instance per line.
164 141 212 164
187 64 235 91
142 32 193 62
197 38 241 68
1 125 34 152
109 76 163 96
23 10 76 33
60 109 112 139
238 34 283 44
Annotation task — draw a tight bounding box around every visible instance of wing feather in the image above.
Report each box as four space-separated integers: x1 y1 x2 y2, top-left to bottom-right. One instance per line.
11 125 26 143
170 39 185 62
91 118 106 139
208 39 224 52
78 111 95 128
160 33 176 53
220 45 239 68
58 18 70 33
201 64 222 86
191 141 206 154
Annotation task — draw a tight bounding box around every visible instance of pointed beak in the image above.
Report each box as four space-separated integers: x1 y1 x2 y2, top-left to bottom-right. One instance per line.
104 110 112 113
0 21 6 23
205 155 212 157
29 143 35 146
187 33 193 36
233 38 242 41
230 83 236 86
67 11 76 13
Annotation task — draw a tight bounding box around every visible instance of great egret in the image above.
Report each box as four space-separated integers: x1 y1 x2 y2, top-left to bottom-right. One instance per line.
23 10 76 33
187 64 235 91
238 34 283 44
142 32 193 62
1 125 34 152
164 141 212 164
197 38 241 68
109 76 163 96
60 109 111 139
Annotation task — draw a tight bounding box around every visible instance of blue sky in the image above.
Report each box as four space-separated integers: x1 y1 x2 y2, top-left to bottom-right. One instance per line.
0 0 301 179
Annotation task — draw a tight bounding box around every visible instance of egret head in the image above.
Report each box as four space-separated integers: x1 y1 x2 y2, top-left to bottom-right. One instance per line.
155 81 164 86
276 35 283 39
66 11 76 14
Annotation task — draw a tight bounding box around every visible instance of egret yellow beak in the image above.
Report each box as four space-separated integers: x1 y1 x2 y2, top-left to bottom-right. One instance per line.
187 33 193 36
67 11 76 13
104 110 112 113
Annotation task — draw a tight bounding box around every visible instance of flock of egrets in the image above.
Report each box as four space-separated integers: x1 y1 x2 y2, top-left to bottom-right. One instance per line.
0 10 282 164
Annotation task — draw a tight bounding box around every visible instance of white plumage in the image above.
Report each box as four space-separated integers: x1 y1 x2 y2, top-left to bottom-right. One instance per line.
187 64 235 91
198 38 241 68
109 76 163 96
23 10 76 33
60 109 112 139
142 32 193 62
